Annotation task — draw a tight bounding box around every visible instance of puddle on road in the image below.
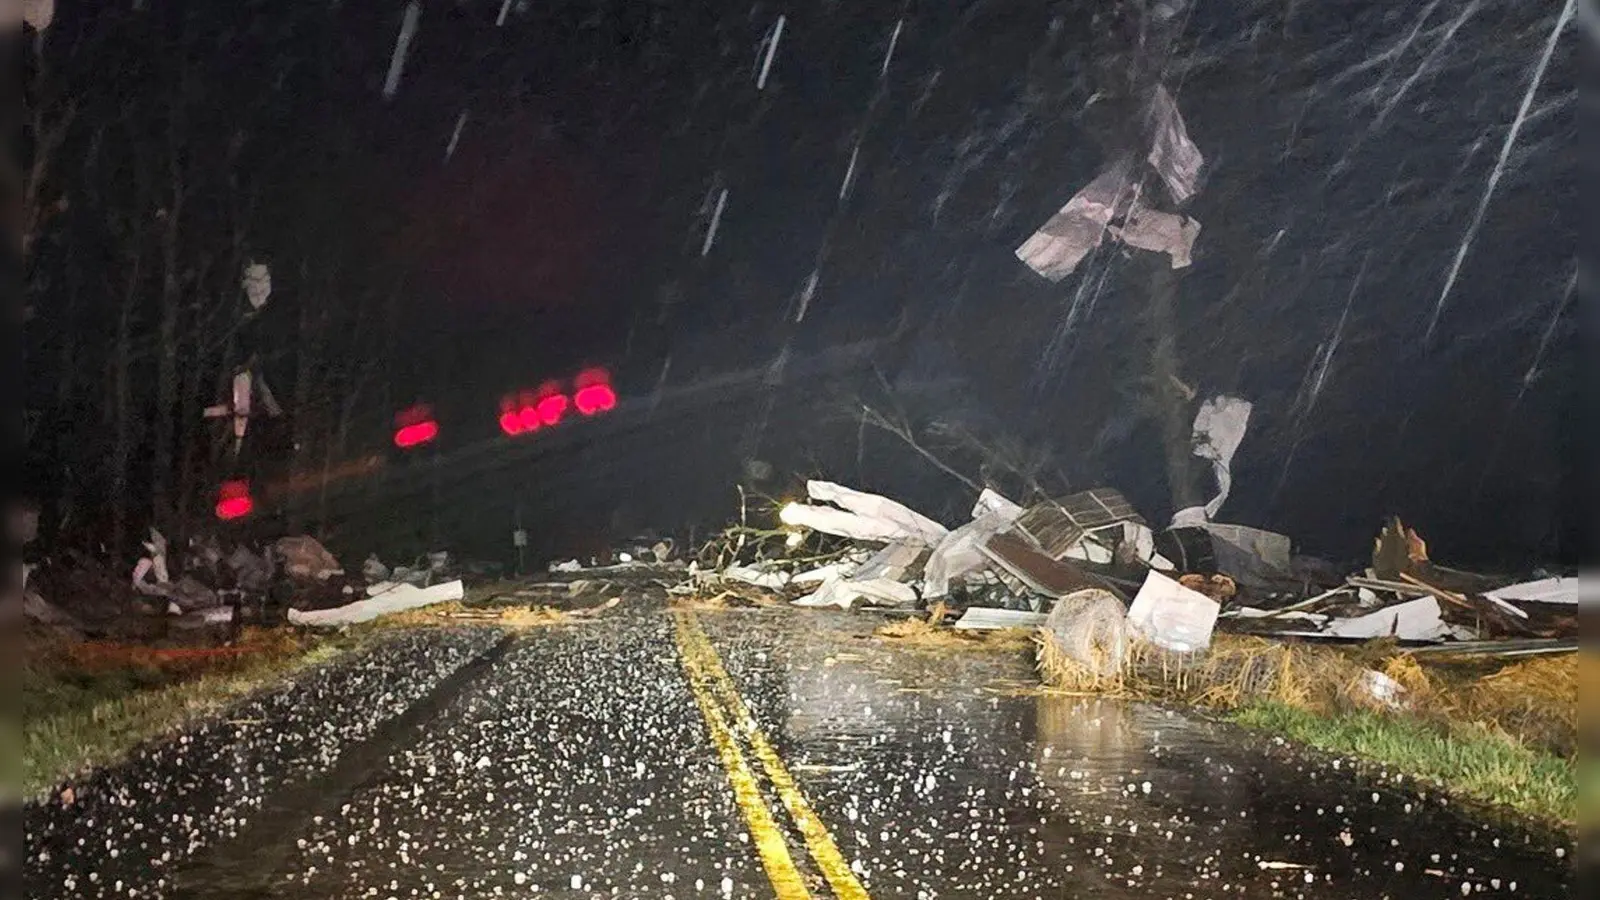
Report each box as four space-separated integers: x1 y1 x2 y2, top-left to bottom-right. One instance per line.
704 610 1572 898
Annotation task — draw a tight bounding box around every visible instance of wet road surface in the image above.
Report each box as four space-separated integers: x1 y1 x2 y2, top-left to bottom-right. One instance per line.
26 599 1573 898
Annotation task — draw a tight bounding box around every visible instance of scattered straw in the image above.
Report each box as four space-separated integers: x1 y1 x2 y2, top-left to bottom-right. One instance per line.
670 586 783 611
1036 628 1579 827
874 616 1032 652
373 601 569 630
1036 632 1578 752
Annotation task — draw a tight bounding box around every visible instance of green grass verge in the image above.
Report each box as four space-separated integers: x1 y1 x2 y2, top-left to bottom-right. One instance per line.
16 636 357 803
1231 701 1577 831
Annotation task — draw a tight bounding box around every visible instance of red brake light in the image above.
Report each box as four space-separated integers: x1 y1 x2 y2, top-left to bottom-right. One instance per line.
216 479 254 520
394 420 439 448
536 394 568 426
575 383 616 415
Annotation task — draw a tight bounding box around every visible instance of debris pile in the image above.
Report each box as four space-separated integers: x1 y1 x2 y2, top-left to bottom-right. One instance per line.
20 527 504 642
692 447 1576 665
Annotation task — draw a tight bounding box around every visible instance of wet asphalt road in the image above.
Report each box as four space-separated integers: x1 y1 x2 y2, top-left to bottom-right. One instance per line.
25 599 1574 899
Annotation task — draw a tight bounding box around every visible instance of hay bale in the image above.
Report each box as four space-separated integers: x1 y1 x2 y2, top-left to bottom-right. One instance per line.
1038 589 1128 686
1460 654 1577 754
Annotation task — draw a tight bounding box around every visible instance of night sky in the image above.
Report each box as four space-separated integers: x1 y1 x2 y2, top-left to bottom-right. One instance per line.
21 1 1577 566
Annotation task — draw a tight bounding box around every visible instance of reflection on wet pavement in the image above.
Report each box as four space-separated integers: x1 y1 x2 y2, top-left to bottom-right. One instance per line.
702 608 1572 898
25 604 1572 898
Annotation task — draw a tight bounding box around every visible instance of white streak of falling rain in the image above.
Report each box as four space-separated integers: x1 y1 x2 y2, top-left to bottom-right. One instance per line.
496 0 513 27
1274 255 1369 504
444 110 468 162
794 269 819 323
756 15 786 91
700 188 729 257
1373 0 1479 129
1472 265 1576 497
1330 0 1441 88
1515 265 1577 403
1305 253 1367 412
838 140 861 200
1426 0 1575 342
382 1 423 101
881 18 904 78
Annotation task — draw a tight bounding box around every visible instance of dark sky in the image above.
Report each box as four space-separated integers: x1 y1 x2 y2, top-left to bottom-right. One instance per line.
24 0 1577 565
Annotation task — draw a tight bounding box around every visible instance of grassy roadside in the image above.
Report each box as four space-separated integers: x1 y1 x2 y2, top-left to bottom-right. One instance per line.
16 627 364 803
1230 701 1577 830
1036 631 1580 833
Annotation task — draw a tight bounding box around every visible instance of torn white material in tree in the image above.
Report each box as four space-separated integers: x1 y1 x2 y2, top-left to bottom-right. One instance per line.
1108 203 1200 268
953 608 1047 630
1484 576 1580 605
1145 85 1203 205
288 579 464 627
255 373 283 416
1125 570 1220 653
924 490 1025 600
780 480 948 546
205 369 280 449
231 371 253 440
1015 156 1135 281
1173 395 1253 523
382 1 423 101
242 262 271 309
1321 596 1475 642
21 0 55 32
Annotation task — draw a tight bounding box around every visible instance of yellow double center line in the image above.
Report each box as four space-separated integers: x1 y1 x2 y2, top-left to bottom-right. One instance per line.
673 611 870 900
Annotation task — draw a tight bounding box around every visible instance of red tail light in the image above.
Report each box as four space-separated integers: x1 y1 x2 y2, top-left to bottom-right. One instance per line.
216 480 254 520
393 420 439 448
574 383 616 415
536 393 569 426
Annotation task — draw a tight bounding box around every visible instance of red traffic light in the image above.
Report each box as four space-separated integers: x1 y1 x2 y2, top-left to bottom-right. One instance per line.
216 479 254 520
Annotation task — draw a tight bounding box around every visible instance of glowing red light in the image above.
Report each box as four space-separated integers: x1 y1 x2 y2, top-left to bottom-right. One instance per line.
533 394 567 426
575 366 612 389
394 420 439 448
518 406 542 431
499 410 523 436
574 383 617 415
215 479 253 520
216 496 254 520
